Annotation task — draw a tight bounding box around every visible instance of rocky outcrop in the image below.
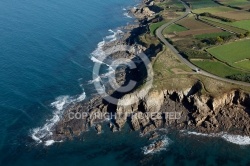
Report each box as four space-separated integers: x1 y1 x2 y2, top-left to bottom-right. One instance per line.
95 124 102 134
46 0 250 143
50 77 250 142
114 85 250 136
131 6 155 19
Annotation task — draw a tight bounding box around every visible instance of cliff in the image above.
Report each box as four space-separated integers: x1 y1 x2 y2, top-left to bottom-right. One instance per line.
50 81 250 141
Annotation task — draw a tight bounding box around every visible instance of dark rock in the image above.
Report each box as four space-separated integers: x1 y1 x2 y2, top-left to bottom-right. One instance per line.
95 124 102 134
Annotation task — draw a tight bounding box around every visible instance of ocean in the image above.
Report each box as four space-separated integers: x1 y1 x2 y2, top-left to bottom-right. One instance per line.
0 0 250 165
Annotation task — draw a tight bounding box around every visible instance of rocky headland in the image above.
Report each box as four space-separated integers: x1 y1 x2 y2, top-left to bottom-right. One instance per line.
46 0 250 144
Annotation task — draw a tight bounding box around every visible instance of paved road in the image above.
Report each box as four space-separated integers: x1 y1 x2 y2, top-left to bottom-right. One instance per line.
155 0 250 87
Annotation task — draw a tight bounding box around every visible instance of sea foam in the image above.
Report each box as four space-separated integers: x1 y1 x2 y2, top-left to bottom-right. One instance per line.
31 90 86 146
182 130 250 146
88 29 124 85
123 12 132 18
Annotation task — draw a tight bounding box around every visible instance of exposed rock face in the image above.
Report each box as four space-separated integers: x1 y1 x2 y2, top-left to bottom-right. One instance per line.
131 6 155 19
114 86 250 136
52 96 107 141
50 81 250 141
185 90 250 135
144 90 164 112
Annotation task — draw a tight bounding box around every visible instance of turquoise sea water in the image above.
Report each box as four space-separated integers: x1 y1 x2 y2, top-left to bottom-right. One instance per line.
1 0 250 165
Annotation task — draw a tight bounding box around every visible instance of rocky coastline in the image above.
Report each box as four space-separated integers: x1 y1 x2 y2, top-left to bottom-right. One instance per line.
46 0 250 146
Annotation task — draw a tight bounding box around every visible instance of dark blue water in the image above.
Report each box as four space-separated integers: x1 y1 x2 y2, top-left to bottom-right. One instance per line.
1 0 250 165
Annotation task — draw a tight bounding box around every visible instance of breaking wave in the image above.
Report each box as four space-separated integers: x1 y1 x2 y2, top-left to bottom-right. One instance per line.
123 12 132 18
88 29 124 86
181 130 250 146
31 90 86 146
91 29 124 59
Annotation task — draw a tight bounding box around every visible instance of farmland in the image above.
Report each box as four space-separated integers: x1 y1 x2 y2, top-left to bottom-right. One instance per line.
183 0 220 9
208 39 250 71
192 60 246 77
236 60 250 70
217 0 250 8
202 17 250 31
176 17 223 36
208 39 250 63
200 17 248 34
163 24 188 34
156 0 250 82
195 31 232 39
214 10 250 21
193 6 235 14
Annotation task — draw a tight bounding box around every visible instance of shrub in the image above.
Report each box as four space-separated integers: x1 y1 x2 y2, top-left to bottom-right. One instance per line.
226 74 250 83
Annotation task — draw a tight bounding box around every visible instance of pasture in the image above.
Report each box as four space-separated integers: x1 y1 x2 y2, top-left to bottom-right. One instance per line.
193 6 234 14
183 0 220 9
200 17 248 34
236 60 250 70
208 39 250 63
215 11 250 21
208 39 250 71
203 17 250 31
194 31 232 39
163 23 188 34
217 0 250 7
192 60 244 77
176 17 223 36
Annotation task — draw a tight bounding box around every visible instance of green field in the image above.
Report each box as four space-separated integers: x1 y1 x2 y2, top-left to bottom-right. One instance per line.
200 17 248 34
218 0 250 6
195 31 232 39
203 17 250 31
236 60 250 70
163 23 188 34
193 6 234 14
230 20 250 31
208 39 250 70
150 21 166 35
158 0 184 8
208 39 250 63
192 60 245 77
185 0 220 9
